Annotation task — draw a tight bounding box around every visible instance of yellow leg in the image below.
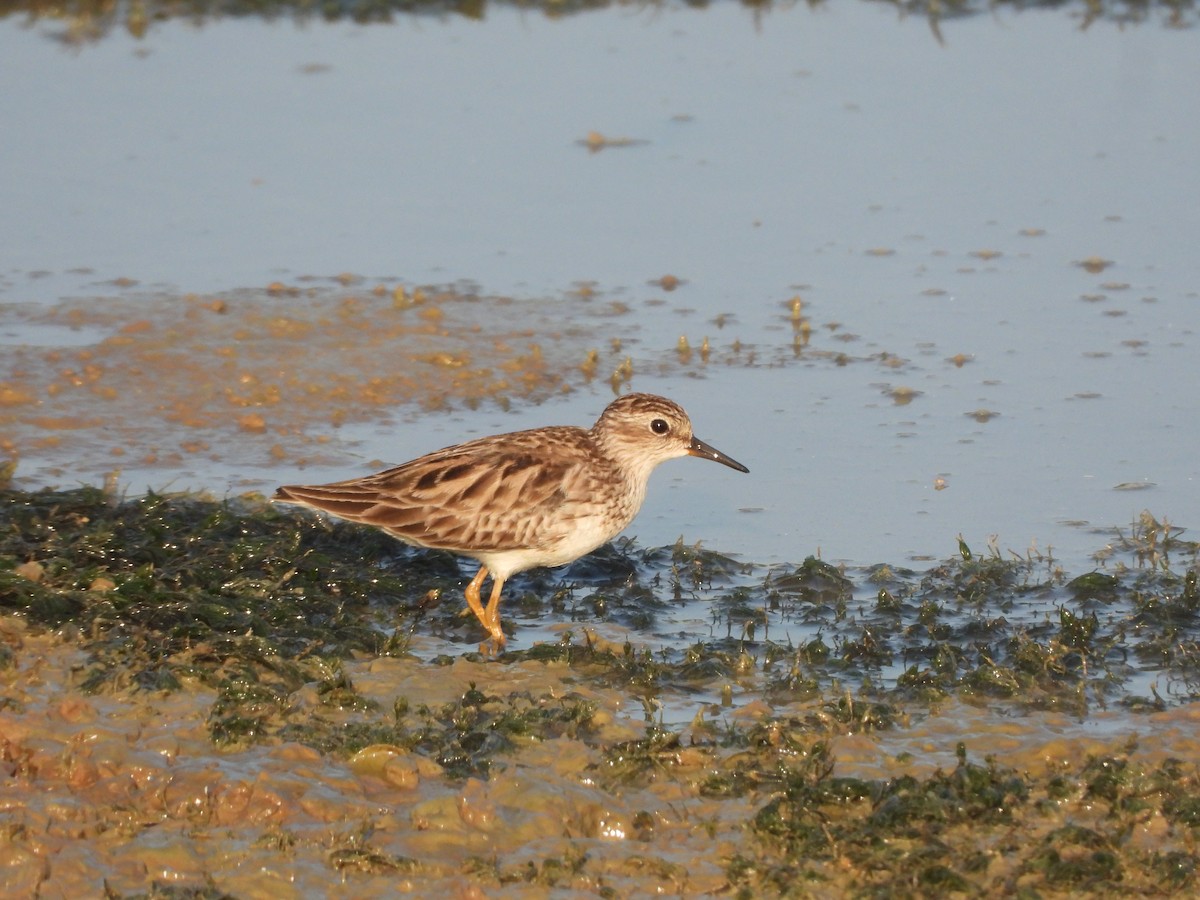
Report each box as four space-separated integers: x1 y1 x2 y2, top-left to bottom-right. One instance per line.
483 577 507 651
464 567 506 653
463 567 489 630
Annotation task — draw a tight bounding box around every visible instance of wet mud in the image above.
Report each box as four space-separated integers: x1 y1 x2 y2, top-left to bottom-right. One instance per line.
3 486 1199 896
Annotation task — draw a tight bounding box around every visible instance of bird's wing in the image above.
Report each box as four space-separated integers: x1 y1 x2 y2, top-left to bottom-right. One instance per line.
275 426 597 554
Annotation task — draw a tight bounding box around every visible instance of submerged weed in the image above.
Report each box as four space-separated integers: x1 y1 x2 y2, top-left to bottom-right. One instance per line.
4 489 1200 896
4 488 1200 770
730 743 1200 897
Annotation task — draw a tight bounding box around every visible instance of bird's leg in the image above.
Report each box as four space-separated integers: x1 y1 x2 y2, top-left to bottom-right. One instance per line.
463 566 490 631
483 576 508 652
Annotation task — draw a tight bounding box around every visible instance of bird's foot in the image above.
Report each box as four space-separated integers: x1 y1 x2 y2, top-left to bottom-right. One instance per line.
478 632 506 657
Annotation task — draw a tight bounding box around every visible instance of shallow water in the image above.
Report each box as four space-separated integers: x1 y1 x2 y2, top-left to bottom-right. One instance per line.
2 2 1197 574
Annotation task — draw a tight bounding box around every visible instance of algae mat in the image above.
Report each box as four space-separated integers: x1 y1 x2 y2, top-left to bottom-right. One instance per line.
2 486 1200 896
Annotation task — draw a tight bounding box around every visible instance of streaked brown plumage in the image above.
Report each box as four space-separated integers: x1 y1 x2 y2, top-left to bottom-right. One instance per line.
274 393 748 651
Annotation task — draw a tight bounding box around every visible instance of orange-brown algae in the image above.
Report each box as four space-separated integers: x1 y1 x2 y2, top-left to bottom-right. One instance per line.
1 285 633 482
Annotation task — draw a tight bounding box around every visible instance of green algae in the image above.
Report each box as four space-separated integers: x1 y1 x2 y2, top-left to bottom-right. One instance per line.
4 485 1200 896
728 742 1199 897
4 486 1200 731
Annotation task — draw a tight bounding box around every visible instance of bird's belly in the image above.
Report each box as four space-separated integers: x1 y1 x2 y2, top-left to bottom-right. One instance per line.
541 516 623 567
481 513 627 577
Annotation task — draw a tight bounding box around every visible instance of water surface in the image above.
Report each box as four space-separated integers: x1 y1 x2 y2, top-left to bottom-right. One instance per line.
2 1 1197 569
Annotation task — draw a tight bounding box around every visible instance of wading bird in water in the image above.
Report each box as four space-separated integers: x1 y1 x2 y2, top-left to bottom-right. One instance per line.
274 393 748 652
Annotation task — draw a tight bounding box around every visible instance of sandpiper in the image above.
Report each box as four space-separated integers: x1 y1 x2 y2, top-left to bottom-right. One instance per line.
274 393 748 652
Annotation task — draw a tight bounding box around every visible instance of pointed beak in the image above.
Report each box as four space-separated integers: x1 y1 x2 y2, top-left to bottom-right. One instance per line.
688 436 749 473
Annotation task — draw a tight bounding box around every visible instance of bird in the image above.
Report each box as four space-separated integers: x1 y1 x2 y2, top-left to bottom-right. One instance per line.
273 392 748 652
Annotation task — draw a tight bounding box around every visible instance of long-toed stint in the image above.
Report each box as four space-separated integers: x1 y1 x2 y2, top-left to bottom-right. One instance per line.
274 393 748 652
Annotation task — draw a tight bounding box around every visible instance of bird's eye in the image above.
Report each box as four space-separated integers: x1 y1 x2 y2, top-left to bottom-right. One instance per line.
650 418 670 435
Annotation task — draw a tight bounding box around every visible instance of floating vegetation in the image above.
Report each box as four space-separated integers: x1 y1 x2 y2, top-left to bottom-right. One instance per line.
3 487 1200 723
2 280 902 490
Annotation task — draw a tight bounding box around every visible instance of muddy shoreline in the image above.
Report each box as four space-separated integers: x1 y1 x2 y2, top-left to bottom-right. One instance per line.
3 486 1198 896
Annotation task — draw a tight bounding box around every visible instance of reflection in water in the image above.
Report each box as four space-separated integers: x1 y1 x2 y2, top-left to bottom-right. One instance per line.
14 0 1198 48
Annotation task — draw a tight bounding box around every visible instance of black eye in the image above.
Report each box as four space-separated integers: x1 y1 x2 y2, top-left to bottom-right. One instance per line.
650 418 670 435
